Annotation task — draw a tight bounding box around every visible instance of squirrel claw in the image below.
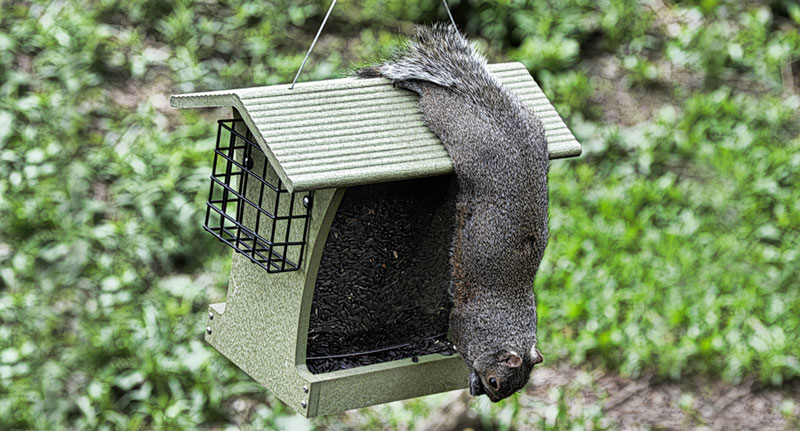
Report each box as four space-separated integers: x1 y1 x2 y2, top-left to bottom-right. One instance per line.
433 339 456 356
468 370 485 396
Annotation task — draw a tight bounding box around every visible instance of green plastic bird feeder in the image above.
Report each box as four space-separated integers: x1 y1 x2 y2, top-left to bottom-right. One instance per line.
170 62 581 417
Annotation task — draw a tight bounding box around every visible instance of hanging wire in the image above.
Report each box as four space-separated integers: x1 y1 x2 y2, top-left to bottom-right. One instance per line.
442 0 457 29
290 0 457 90
290 0 338 90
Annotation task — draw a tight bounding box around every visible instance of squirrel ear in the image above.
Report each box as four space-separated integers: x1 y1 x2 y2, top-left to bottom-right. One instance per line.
530 346 544 365
505 351 523 368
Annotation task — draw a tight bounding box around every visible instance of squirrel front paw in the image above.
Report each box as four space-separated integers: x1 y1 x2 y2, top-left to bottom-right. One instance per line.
468 370 485 396
432 338 456 356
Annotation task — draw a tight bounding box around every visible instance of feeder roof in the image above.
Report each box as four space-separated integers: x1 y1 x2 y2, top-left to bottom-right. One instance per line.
171 62 581 193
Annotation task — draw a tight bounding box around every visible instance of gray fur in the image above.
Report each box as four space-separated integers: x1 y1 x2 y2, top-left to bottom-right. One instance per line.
357 24 548 402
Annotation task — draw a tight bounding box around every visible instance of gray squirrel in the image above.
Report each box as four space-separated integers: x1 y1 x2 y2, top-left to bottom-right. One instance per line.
357 24 547 401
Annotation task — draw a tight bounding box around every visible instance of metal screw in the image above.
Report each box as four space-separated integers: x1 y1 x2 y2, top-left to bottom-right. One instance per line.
244 156 254 169
412 356 419 363
300 401 307 408
302 195 312 209
208 312 214 320
303 385 308 393
206 326 212 335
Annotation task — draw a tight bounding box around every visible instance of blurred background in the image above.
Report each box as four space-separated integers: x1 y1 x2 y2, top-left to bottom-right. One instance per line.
1 0 799 429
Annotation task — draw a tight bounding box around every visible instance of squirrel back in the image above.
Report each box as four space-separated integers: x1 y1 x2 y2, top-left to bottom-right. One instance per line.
358 24 547 401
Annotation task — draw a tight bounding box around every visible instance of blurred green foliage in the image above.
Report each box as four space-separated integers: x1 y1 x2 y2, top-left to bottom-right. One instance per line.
1 0 799 429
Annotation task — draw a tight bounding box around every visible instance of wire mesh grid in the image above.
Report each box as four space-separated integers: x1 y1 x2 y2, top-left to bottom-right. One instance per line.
204 118 311 273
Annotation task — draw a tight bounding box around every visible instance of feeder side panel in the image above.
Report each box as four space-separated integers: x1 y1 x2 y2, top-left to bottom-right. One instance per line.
204 187 338 416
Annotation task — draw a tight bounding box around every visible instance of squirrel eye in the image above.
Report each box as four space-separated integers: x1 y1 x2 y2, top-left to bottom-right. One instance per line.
488 377 498 389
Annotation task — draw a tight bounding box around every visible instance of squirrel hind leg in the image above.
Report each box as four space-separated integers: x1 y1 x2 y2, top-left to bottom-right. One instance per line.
392 79 424 95
354 66 382 78
355 67 424 95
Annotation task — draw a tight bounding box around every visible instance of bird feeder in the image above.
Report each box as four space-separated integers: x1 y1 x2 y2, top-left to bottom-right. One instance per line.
170 62 581 417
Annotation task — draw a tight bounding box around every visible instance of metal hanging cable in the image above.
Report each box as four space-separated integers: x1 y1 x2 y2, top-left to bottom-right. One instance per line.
442 0 457 29
290 0 338 90
290 0 458 90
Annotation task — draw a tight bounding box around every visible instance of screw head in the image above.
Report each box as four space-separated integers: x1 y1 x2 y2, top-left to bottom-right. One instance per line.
300 401 307 408
208 312 214 320
244 156 254 169
303 385 308 393
206 326 212 335
302 195 312 209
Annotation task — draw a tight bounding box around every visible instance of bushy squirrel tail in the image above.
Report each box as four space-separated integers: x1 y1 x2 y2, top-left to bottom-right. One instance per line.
355 23 501 96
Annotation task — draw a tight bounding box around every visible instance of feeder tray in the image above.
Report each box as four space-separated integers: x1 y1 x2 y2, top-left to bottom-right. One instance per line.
171 62 581 417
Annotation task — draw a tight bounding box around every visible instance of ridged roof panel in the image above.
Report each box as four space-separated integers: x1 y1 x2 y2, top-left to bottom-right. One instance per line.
171 62 581 192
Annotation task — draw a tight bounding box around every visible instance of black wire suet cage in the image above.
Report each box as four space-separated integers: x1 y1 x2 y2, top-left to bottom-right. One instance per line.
204 118 311 273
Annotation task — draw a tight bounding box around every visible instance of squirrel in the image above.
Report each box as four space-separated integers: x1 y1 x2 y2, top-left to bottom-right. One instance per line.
357 24 547 401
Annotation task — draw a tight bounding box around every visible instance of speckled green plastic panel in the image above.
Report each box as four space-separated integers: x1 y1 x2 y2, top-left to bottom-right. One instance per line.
204 185 339 415
205 175 469 417
298 354 468 417
171 62 582 193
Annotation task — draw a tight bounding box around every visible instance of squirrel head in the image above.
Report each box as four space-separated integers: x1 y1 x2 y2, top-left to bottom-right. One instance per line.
468 345 544 401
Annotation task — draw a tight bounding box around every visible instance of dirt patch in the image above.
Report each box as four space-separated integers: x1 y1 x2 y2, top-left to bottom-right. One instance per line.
521 365 800 431
585 54 677 127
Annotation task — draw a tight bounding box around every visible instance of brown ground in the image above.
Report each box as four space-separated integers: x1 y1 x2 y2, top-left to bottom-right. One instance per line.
519 365 800 431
